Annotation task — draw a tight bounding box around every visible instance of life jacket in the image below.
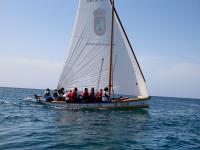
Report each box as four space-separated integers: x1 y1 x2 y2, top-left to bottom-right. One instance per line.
82 92 89 97
71 91 77 101
96 91 103 97
67 91 72 97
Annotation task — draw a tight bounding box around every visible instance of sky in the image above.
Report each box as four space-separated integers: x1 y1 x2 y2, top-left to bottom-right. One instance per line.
0 0 200 99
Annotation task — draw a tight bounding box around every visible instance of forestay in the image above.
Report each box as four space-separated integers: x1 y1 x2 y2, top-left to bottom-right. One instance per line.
58 0 149 98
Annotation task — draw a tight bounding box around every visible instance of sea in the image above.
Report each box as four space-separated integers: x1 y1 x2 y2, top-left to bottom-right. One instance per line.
0 87 199 150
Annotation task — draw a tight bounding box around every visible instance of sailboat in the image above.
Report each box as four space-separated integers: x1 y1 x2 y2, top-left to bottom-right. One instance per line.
35 0 150 109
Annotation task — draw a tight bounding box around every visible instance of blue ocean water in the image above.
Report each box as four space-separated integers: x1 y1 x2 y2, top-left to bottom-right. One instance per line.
0 87 199 150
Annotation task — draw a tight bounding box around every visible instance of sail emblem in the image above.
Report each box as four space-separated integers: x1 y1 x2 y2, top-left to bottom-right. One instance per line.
93 8 106 36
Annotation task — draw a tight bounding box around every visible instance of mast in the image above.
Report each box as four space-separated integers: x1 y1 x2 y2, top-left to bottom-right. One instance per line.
108 0 115 97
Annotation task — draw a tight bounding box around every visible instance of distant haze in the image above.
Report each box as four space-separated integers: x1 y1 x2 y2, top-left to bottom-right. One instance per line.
0 0 199 99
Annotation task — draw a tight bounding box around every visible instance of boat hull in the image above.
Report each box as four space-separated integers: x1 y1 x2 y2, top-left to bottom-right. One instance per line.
35 96 150 110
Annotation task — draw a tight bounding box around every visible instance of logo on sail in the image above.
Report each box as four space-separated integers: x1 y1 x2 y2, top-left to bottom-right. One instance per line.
93 8 106 36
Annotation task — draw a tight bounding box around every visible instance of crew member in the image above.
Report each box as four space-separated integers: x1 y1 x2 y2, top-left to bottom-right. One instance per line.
89 87 96 103
102 87 110 103
82 88 90 102
44 88 53 102
96 89 103 103
71 87 78 102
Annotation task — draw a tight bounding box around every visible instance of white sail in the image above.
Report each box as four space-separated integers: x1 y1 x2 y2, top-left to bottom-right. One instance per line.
58 0 148 98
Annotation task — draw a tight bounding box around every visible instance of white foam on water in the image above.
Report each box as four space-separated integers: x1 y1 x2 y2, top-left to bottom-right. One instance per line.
23 97 36 102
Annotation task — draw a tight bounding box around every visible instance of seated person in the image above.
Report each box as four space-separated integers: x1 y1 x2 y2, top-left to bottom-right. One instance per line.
96 89 103 103
89 87 96 103
58 88 65 96
57 88 65 101
102 87 110 103
71 87 78 102
82 88 90 102
64 90 72 103
44 88 53 102
53 89 60 101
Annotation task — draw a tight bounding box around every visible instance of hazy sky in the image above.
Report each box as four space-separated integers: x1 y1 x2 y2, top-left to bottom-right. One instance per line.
0 0 200 99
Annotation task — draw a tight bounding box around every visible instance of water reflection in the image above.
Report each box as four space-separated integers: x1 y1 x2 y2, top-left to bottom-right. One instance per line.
48 108 150 148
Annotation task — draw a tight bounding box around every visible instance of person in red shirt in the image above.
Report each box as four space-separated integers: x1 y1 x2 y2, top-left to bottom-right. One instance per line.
96 89 103 103
64 90 72 102
67 90 72 97
71 88 78 102
82 88 90 102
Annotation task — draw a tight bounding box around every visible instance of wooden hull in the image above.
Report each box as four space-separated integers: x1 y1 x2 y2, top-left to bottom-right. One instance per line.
35 96 150 110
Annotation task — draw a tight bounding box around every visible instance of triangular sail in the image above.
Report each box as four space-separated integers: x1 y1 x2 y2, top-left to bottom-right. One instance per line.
58 0 148 98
